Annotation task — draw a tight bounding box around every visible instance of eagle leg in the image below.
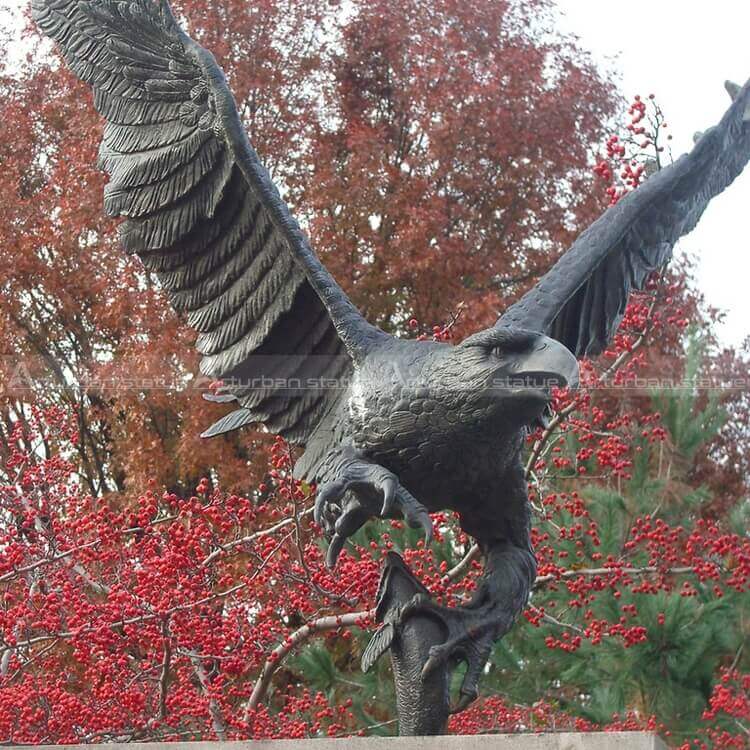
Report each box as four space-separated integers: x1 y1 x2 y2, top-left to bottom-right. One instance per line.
314 447 433 567
398 540 537 712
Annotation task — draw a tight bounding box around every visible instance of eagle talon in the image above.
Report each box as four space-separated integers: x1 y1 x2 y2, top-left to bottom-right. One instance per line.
399 591 504 710
315 453 432 567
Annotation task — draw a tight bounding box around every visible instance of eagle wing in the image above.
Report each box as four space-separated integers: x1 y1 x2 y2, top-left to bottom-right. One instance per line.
33 0 385 442
498 80 750 357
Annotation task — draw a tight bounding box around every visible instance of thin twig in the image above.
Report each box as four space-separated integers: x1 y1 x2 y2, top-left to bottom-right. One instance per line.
441 544 480 585
200 508 313 568
533 564 693 590
153 619 172 722
245 609 374 717
188 652 226 741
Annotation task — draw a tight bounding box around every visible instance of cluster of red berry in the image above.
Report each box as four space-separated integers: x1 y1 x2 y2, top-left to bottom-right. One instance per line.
593 94 671 205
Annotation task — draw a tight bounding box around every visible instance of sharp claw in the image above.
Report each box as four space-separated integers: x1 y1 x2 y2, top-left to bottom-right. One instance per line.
326 533 346 569
403 502 433 542
394 488 431 539
420 647 444 680
398 590 495 715
324 499 371 568
380 477 396 516
451 688 478 714
316 458 432 568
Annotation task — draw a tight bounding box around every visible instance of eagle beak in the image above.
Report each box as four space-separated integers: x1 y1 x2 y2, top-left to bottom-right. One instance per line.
512 335 580 392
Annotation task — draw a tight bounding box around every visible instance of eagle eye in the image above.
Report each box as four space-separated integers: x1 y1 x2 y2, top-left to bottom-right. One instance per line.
489 333 537 358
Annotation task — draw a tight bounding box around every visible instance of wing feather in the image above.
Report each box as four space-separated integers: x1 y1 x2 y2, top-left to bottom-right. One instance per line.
34 0 384 444
499 81 750 356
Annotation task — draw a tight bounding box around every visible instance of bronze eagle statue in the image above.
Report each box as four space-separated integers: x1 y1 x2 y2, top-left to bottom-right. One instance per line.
34 0 750 732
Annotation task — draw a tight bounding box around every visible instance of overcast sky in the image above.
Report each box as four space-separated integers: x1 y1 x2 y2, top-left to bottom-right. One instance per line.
4 0 749 348
555 0 750 349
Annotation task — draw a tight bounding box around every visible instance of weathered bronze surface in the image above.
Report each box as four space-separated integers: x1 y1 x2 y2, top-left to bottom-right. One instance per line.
34 0 750 735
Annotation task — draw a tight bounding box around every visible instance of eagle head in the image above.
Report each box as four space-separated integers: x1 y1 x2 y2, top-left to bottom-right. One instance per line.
455 327 579 427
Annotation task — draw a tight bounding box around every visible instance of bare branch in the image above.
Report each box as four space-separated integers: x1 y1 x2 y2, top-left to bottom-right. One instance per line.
245 609 374 718
188 652 226 741
441 544 480 585
157 619 171 722
533 565 693 590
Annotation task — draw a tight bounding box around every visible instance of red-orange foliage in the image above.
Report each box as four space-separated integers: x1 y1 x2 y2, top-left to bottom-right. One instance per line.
1 1 749 746
0 0 615 499
0 305 748 744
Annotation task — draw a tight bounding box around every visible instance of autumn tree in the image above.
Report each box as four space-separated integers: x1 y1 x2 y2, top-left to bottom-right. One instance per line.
0 283 747 746
0 0 615 498
0 0 749 747
300 0 615 331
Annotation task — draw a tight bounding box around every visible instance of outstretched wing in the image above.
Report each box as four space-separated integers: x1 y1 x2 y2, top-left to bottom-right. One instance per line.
33 0 385 442
498 80 750 357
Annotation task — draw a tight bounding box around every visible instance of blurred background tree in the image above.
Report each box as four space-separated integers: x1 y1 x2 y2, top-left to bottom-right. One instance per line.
0 0 747 746
0 0 614 497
